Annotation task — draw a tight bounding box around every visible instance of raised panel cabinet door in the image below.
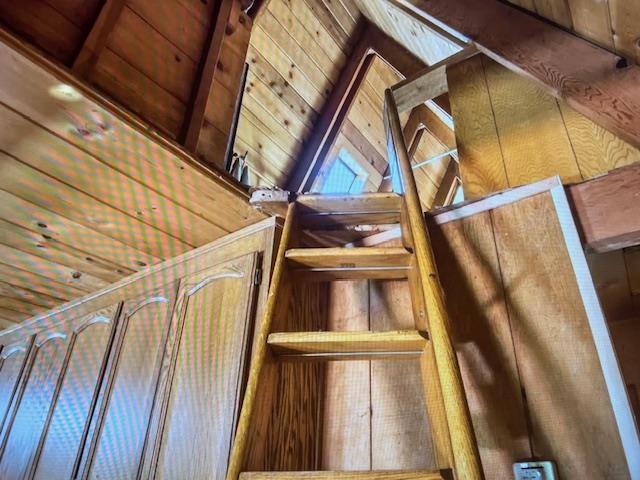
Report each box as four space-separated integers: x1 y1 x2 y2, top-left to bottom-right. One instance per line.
0 331 70 480
86 287 176 480
153 253 259 480
0 337 33 443
32 305 119 480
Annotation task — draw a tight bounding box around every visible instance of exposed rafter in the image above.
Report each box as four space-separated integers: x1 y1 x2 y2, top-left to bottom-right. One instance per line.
391 0 640 149
72 0 126 77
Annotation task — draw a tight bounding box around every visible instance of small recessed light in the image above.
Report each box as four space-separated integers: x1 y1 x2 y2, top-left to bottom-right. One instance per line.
49 84 82 102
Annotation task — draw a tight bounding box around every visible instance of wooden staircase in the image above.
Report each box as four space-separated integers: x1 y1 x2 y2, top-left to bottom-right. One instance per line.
225 91 484 479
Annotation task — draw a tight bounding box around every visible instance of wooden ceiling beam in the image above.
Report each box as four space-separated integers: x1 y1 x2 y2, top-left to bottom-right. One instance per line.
182 0 236 151
367 23 424 78
286 23 374 193
72 0 126 77
392 0 640 149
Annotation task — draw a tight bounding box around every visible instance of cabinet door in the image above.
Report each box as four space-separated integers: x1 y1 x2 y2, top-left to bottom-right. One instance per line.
85 286 176 480
153 253 258 480
0 331 70 479
0 337 34 443
32 305 119 479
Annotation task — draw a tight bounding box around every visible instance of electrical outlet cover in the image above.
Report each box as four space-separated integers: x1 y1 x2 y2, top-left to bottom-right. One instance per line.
513 461 558 479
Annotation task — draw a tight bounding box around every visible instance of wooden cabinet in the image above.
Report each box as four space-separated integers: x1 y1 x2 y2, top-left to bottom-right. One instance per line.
153 253 259 479
0 218 277 480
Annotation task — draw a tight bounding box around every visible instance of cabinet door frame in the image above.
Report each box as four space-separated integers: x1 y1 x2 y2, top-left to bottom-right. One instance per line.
146 252 260 480
78 284 178 480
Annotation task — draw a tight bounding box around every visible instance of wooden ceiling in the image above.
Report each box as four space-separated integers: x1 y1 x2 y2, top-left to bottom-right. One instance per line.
234 0 362 187
506 0 640 62
0 34 263 326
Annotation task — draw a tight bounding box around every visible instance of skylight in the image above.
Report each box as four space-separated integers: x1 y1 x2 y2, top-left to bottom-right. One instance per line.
320 148 368 194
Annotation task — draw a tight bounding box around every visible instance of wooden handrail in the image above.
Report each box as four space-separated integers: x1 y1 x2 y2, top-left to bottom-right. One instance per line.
384 89 484 479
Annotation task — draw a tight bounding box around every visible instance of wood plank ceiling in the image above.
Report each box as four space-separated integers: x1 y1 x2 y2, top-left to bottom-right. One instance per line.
0 0 269 327
506 0 640 63
234 0 363 187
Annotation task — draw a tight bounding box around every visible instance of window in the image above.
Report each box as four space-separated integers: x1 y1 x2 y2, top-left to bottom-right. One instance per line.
319 148 368 194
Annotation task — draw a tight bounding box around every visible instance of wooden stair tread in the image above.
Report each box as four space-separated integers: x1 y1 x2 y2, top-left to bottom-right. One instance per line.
239 470 446 479
285 247 411 280
297 193 403 228
268 330 428 360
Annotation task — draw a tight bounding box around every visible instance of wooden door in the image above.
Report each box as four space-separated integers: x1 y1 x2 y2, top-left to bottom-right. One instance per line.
31 305 119 479
152 253 259 480
83 286 176 480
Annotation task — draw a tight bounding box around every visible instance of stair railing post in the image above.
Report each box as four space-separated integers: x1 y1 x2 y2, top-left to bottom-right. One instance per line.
384 89 484 480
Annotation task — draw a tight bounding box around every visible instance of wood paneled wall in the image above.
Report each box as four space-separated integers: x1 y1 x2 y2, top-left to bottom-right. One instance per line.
447 55 640 200
506 0 640 63
0 0 252 164
0 36 264 326
430 192 631 478
447 54 640 438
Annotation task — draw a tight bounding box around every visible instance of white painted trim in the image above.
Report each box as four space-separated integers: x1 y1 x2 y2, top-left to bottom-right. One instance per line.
550 185 640 479
430 176 562 224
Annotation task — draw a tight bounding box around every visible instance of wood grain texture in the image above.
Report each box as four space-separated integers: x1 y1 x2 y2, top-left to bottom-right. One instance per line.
386 89 483 479
430 213 530 478
446 56 508 199
480 56 582 186
322 280 371 470
369 280 434 470
566 163 640 252
240 471 446 480
491 192 629 478
154 254 258 480
398 0 640 149
0 32 264 320
85 288 175 479
268 330 427 359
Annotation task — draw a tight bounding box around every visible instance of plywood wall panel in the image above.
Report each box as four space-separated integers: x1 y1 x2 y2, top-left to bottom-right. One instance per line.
491 193 629 479
447 56 508 198
481 56 582 186
431 213 531 478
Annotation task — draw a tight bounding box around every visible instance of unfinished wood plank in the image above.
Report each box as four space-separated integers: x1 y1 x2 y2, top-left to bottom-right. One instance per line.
286 247 411 269
588 251 636 322
491 192 629 478
446 56 508 199
240 471 446 480
566 163 640 252
430 212 530 478
268 330 427 360
565 0 615 49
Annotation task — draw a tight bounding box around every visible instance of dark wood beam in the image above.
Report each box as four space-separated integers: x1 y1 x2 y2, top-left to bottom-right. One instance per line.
286 23 373 193
566 163 640 253
181 0 235 151
72 0 125 76
394 0 640 149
